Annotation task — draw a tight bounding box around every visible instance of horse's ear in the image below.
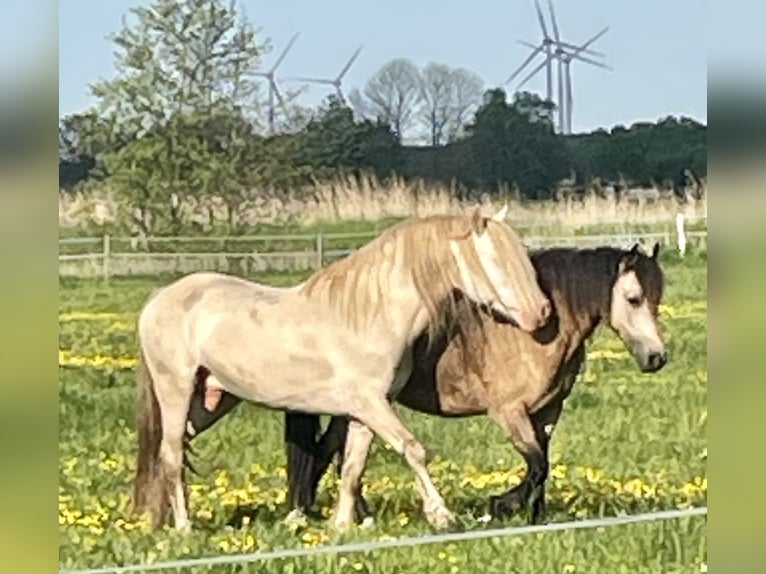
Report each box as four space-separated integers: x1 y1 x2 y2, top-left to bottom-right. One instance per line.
491 203 509 222
620 245 640 273
651 242 660 260
630 243 641 255
470 208 488 235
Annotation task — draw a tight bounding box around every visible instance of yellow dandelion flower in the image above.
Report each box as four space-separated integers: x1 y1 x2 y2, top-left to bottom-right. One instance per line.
242 534 257 551
551 464 567 480
195 508 213 520
584 467 602 483
214 471 229 488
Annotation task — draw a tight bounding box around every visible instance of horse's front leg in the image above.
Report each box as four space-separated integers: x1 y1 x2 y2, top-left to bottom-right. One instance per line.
527 420 553 523
487 403 549 523
527 400 564 523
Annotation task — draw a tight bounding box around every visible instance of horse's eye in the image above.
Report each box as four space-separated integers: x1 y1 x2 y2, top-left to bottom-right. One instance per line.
627 296 641 307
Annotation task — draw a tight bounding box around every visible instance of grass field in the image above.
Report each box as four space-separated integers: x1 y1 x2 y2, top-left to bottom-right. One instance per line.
58 247 707 573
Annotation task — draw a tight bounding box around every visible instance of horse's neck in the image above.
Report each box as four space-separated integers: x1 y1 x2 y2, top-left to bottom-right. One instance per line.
380 270 444 351
555 290 604 352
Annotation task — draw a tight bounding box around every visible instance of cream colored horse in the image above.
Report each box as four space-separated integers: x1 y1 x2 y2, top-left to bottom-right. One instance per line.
132 207 551 532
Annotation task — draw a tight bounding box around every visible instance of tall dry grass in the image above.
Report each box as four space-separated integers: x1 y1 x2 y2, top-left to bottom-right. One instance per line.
59 174 707 235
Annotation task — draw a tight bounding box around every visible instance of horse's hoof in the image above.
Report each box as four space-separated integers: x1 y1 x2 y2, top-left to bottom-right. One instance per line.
283 508 309 529
332 514 353 532
425 506 455 530
174 520 192 533
360 516 375 529
489 495 516 519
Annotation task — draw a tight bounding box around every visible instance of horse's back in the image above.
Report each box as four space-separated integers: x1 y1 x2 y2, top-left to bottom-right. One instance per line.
137 271 295 337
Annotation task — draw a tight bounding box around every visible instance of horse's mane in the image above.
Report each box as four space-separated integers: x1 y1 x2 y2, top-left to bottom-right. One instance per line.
299 214 480 337
446 245 664 337
530 246 664 319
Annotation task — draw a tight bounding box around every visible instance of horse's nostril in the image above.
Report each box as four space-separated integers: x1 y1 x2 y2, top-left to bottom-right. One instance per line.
648 351 668 370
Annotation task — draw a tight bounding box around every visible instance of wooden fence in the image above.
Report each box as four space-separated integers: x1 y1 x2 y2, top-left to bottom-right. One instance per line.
58 225 707 278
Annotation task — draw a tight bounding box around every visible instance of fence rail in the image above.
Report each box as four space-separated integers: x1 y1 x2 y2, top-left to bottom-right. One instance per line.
58 225 707 278
59 506 707 574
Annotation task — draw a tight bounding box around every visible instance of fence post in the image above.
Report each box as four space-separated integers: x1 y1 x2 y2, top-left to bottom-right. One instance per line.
102 234 111 278
675 213 687 257
316 232 324 269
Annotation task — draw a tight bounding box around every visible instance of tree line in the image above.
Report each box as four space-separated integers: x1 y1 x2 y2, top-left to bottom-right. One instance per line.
59 0 706 226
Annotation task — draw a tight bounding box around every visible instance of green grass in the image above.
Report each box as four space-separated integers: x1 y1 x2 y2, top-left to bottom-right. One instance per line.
58 249 707 573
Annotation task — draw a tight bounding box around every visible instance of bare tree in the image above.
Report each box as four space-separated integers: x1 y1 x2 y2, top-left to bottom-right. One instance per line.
445 67 484 142
419 62 453 146
357 58 422 141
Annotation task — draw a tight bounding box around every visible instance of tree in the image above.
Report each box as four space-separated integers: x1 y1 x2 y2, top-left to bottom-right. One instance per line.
88 0 267 232
298 96 401 179
417 64 485 146
465 89 569 197
350 58 422 142
444 68 484 143
418 63 452 146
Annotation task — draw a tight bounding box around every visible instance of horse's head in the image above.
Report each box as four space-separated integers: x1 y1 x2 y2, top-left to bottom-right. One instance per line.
609 242 668 373
449 206 551 333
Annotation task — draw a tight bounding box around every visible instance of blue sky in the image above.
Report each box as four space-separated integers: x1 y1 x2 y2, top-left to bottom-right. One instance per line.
59 0 709 133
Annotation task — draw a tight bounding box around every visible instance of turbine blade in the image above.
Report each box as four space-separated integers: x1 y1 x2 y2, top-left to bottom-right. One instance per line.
570 26 610 58
516 53 552 90
272 80 288 116
547 0 561 43
283 76 335 85
270 32 300 72
506 45 544 85
337 44 363 80
571 53 613 70
518 39 540 51
534 0 550 38
558 40 606 58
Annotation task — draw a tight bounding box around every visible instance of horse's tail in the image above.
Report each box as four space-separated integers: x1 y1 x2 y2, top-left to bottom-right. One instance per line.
285 411 322 511
132 337 169 526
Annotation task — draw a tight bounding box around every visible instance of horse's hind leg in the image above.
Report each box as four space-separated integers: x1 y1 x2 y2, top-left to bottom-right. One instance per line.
487 403 548 524
149 359 196 531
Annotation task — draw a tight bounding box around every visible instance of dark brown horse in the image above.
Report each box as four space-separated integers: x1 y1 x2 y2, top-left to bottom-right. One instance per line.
184 243 667 526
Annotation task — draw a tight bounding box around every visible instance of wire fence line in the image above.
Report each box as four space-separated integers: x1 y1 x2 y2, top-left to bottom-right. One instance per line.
59 506 707 574
58 227 708 278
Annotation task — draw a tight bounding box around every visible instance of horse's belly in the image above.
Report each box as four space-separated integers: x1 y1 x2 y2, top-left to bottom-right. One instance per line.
198 310 398 413
207 361 354 414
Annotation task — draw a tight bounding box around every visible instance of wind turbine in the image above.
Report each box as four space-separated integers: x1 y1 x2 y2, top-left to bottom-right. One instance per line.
505 0 604 103
558 30 612 133
505 0 612 134
250 32 300 134
283 45 363 103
